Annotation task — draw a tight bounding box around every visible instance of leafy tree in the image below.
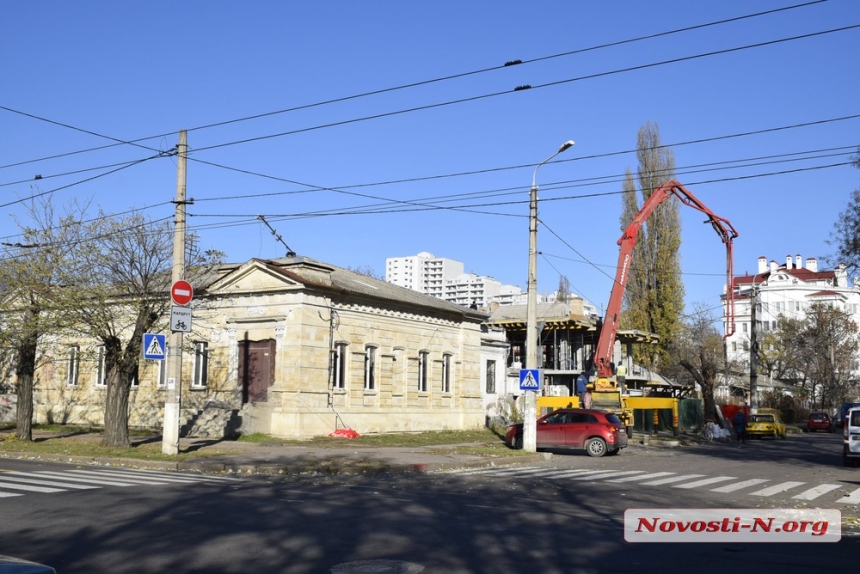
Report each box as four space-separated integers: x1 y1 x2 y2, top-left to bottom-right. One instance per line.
619 122 684 367
768 302 860 409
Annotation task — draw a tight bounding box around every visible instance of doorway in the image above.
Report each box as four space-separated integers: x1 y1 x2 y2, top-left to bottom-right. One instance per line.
238 338 276 404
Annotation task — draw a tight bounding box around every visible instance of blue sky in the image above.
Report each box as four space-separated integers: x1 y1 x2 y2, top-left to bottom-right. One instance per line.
2 1 858 321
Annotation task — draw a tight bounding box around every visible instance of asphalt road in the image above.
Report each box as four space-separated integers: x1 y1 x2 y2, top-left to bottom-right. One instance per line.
1 431 858 573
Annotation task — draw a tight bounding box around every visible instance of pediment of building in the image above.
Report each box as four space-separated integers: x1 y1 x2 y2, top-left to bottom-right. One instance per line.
206 260 303 295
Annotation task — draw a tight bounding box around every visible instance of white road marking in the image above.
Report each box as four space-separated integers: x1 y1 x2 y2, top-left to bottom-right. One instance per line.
835 488 860 504
0 491 22 498
570 470 645 481
29 471 142 487
749 481 806 496
640 474 706 486
0 475 99 490
606 472 675 483
710 478 769 493
792 484 843 500
673 476 737 489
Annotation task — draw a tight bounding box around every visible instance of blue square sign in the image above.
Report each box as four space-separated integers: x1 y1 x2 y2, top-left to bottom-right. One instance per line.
519 369 541 391
143 333 167 361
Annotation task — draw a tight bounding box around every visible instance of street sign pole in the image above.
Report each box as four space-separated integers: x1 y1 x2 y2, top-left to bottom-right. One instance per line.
162 130 187 456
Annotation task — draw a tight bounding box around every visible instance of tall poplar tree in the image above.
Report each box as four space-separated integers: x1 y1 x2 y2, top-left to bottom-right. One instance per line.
619 122 684 367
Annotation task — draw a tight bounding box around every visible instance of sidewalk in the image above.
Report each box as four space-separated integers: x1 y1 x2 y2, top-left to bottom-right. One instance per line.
1 430 696 476
0 433 550 476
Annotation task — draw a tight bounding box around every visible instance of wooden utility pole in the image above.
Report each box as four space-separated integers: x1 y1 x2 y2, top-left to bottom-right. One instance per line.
162 130 187 455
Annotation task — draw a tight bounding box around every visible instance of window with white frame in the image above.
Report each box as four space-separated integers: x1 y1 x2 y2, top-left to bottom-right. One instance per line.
95 345 107 386
486 360 496 394
418 350 429 392
131 365 139 388
364 345 376 390
67 346 79 386
742 341 749 351
742 322 747 333
333 342 348 390
442 354 452 393
192 341 208 387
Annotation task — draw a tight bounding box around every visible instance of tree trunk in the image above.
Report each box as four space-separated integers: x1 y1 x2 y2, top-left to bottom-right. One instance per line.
101 352 130 448
14 372 34 441
14 308 39 442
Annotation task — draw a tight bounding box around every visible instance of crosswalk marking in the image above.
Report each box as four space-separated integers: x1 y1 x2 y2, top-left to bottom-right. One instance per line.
0 481 65 493
835 489 860 504
433 465 860 504
673 476 737 489
0 491 23 498
710 478 769 493
0 475 99 490
640 474 706 486
26 471 147 487
570 470 644 481
750 481 806 496
607 472 675 483
792 484 843 500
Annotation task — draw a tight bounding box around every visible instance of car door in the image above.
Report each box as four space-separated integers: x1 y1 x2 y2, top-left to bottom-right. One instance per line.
537 411 569 448
562 412 591 448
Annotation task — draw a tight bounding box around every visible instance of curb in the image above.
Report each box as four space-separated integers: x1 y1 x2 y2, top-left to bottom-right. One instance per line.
1 451 549 476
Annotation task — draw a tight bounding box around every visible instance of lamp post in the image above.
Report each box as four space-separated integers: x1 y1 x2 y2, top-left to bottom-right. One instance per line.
523 139 575 452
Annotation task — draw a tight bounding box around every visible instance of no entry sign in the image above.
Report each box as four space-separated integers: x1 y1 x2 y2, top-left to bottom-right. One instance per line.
170 280 194 306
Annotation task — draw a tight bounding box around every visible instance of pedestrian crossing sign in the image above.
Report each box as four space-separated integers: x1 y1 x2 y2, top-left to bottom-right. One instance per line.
143 333 167 361
519 368 541 391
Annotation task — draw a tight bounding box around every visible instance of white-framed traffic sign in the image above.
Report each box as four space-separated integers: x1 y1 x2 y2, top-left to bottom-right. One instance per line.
143 333 167 360
171 280 194 306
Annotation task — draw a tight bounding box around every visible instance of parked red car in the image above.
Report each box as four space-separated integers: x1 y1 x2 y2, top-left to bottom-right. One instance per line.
506 408 628 457
807 412 833 433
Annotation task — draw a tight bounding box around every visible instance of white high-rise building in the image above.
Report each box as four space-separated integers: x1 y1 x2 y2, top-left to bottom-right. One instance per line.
386 252 525 308
385 252 464 299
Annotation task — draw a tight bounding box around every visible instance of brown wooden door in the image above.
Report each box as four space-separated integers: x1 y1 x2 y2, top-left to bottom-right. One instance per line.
238 339 276 404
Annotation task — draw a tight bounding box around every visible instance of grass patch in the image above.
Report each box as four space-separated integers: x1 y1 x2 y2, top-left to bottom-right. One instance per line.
0 425 521 461
237 427 507 448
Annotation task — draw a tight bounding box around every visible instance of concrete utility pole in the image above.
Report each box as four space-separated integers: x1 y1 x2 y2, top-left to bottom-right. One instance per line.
749 282 759 411
162 130 187 455
524 140 574 452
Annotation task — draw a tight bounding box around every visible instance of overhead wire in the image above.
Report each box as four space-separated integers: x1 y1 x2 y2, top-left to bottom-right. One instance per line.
0 0 827 172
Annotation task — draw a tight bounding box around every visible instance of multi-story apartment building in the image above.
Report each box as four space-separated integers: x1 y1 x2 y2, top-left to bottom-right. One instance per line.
386 252 526 308
724 254 859 370
385 252 464 298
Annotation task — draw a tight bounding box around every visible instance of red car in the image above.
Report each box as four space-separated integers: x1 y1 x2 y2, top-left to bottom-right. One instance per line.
506 408 628 457
807 412 833 433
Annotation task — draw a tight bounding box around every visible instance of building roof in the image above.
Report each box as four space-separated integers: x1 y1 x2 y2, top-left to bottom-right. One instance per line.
197 256 488 322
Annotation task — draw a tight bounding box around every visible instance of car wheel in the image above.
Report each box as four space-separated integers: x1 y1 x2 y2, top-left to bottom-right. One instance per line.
585 437 607 457
512 435 523 450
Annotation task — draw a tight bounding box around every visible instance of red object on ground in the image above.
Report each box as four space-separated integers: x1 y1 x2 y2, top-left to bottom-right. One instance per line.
329 428 360 439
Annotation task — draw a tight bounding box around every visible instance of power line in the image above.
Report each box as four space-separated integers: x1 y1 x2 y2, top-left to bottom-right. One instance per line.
0 1 826 171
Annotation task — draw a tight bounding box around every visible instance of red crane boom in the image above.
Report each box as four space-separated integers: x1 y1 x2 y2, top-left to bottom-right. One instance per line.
594 181 738 382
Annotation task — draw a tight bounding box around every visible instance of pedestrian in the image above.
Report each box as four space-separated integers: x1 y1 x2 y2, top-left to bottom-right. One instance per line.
616 363 627 393
575 371 588 408
733 409 747 446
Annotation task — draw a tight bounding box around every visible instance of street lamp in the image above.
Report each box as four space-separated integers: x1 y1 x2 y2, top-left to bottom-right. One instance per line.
523 139 575 452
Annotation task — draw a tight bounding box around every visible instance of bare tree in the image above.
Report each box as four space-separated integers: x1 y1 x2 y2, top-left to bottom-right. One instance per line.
671 304 723 423
0 198 85 440
59 212 175 447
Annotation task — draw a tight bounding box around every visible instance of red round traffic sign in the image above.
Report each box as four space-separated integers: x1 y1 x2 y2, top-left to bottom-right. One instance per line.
171 280 194 306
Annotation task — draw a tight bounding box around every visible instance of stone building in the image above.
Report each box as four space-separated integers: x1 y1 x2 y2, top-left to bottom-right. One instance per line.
29 257 489 438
